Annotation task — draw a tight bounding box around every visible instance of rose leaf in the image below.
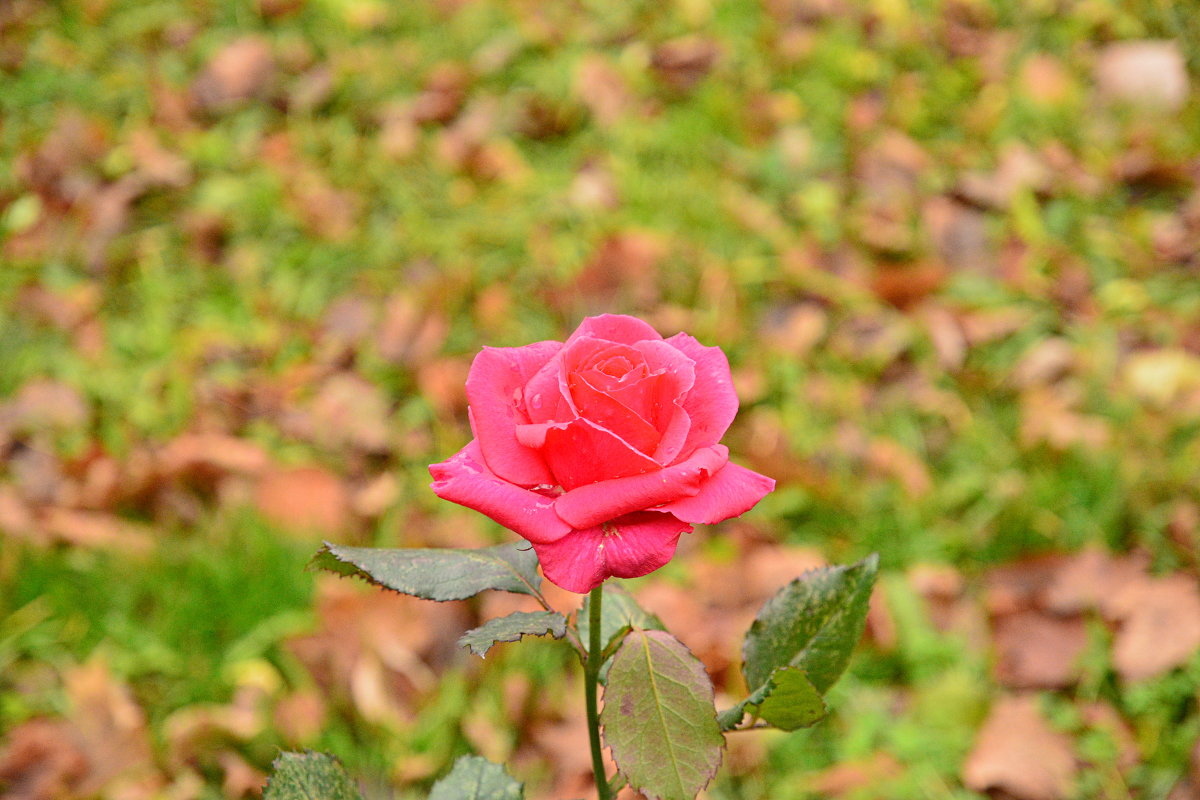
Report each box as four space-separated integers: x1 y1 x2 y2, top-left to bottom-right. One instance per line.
717 666 826 731
602 630 724 800
428 755 524 800
458 611 568 658
742 553 879 696
263 751 362 800
309 541 543 601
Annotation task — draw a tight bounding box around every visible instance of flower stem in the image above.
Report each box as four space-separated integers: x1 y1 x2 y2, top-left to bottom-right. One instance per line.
585 585 612 800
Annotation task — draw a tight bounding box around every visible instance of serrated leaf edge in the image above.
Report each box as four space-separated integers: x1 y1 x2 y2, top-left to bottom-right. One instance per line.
602 630 724 800
308 541 544 602
741 553 879 692
457 610 568 658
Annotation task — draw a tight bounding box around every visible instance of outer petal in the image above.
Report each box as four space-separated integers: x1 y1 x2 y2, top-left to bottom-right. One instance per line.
565 314 662 347
656 461 775 524
429 441 571 544
531 512 692 593
540 417 660 490
554 445 728 529
664 332 739 458
466 342 562 486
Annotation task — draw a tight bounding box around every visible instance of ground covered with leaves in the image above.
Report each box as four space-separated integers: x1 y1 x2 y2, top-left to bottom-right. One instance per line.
2 0 1200 798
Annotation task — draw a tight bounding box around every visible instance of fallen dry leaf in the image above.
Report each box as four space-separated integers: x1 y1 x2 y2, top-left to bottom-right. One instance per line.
41 508 154 552
992 611 1087 689
1095 40 1189 111
287 576 470 722
254 465 351 535
1042 546 1148 617
963 694 1076 800
575 55 632 126
307 372 392 453
192 36 275 111
411 62 469 125
651 36 720 92
159 433 271 479
0 720 88 800
1108 574 1200 682
807 751 904 797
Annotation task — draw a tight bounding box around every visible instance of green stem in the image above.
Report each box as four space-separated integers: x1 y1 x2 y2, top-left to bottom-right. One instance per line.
585 585 612 800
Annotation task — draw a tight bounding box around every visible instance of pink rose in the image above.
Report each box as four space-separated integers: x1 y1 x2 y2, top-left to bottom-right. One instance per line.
429 314 775 593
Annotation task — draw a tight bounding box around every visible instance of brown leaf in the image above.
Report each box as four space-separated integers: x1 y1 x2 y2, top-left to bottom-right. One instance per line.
575 55 633 127
1011 337 1075 388
411 62 470 125
273 689 327 747
164 684 265 772
963 695 1076 800
376 292 449 367
41 508 154 552
1019 386 1111 452
307 373 392 453
568 159 619 212
1108 574 1200 682
807 752 904 797
869 263 945 309
992 612 1087 689
984 554 1069 617
1095 40 1189 111
571 232 666 311
0 720 88 800
63 660 161 796
1042 546 1148 617
865 437 932 498
192 36 275 111
10 379 89 434
254 466 350 535
957 143 1051 210
128 128 191 187
159 433 271 480
923 196 996 277
286 577 470 723
651 37 720 92
1020 53 1073 106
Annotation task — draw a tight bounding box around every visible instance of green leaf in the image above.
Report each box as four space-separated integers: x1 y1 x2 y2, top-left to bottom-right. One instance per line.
578 582 665 654
263 751 362 800
458 610 567 657
602 630 724 800
309 541 542 601
428 755 524 800
742 553 879 695
716 666 825 731
757 667 826 730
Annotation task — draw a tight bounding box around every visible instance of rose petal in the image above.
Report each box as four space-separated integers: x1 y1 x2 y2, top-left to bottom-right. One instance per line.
600 339 695 430
540 417 660 490
664 332 739 456
532 512 693 593
554 445 728 529
569 371 661 455
565 314 663 347
521 339 624 426
657 461 775 524
653 406 691 464
466 342 561 485
429 442 571 544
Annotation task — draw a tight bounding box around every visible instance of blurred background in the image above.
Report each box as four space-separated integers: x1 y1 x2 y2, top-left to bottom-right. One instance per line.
2 0 1199 798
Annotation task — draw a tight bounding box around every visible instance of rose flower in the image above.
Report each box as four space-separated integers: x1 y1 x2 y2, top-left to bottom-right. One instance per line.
430 314 774 592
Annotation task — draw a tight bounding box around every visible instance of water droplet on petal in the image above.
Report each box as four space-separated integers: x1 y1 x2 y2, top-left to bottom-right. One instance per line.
531 394 543 410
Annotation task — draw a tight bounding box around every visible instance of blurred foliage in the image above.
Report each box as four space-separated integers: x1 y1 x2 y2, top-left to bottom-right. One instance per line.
1 0 1200 798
